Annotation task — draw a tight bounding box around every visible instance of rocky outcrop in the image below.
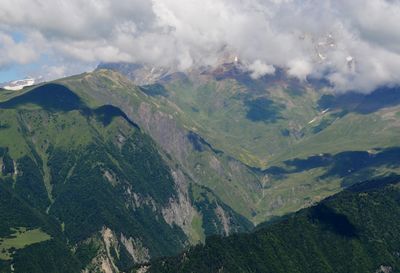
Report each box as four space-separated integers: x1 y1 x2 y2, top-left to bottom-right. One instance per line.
101 228 120 273
215 205 231 236
162 169 197 240
83 229 120 273
376 265 393 273
125 187 157 211
84 227 151 273
120 234 150 264
137 102 189 165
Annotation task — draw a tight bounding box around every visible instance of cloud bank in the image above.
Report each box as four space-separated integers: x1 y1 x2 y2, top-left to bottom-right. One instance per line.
1 0 400 92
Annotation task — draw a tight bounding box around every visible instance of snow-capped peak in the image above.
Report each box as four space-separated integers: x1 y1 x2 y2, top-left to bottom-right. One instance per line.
2 78 38 91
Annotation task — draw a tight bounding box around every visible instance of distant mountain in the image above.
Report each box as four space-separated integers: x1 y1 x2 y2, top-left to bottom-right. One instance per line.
1 77 42 91
97 63 174 86
147 175 400 273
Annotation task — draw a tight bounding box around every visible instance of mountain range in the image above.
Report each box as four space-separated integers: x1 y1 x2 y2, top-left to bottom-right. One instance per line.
1 59 400 272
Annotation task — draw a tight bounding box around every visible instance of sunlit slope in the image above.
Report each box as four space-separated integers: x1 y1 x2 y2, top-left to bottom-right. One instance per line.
159 70 400 168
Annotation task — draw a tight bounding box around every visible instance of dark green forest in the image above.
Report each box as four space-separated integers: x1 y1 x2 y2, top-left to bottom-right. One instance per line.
148 176 400 273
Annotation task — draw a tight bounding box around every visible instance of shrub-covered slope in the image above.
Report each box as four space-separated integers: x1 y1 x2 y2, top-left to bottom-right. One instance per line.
0 83 251 272
148 175 400 273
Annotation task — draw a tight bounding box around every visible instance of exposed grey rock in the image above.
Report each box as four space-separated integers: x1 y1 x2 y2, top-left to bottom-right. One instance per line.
120 234 150 264
162 169 196 239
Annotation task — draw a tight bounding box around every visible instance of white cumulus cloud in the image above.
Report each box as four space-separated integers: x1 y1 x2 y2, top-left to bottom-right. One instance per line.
0 0 400 92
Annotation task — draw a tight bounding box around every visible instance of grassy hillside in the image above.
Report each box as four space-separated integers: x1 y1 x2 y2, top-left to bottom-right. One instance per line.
160 72 320 167
159 71 400 168
147 175 400 273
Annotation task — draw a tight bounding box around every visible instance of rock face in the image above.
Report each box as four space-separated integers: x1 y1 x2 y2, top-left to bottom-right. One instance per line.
214 205 231 236
376 265 393 273
120 234 150 264
162 169 197 239
137 101 190 165
82 228 152 273
97 63 174 86
101 228 121 273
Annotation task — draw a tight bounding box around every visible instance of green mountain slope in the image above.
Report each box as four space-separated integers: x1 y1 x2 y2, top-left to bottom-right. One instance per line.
77 66 400 224
58 70 264 222
157 68 400 169
147 175 400 273
155 69 400 221
106 62 400 168
0 83 251 272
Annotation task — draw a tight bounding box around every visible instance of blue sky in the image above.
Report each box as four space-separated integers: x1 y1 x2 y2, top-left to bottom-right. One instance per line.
0 69 19 83
0 32 25 82
0 63 42 83
0 30 88 83
0 32 42 82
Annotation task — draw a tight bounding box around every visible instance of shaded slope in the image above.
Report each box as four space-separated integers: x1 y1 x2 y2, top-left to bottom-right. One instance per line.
0 178 82 273
0 84 84 112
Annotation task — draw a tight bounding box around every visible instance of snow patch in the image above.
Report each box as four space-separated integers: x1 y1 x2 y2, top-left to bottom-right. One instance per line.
308 117 318 124
3 78 36 91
